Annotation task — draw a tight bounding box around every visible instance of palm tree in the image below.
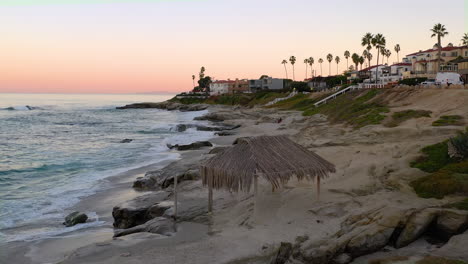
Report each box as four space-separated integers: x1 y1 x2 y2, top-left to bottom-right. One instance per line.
199 66 206 79
431 23 448 72
281 60 288 79
318 58 324 76
380 47 386 64
192 75 196 88
304 58 309 80
326 54 333 76
385 49 392 64
362 32 374 63
289 56 297 80
335 56 341 75
362 50 369 67
352 53 360 71
372 33 386 83
394 44 401 63
462 33 468 46
367 53 373 68
308 57 314 78
359 56 365 71
344 51 350 70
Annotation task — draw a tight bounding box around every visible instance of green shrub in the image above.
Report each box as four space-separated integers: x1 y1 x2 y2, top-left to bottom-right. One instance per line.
449 130 468 161
432 115 464 126
398 77 428 86
410 141 452 173
385 110 432 127
445 198 468 210
411 160 468 199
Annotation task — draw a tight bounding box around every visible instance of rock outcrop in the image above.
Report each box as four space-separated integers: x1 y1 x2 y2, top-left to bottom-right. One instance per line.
435 209 468 240
282 206 468 264
63 212 88 227
215 131 235 136
133 156 205 190
167 141 213 151
174 124 240 132
112 192 170 229
193 112 247 122
395 208 439 248
117 102 208 112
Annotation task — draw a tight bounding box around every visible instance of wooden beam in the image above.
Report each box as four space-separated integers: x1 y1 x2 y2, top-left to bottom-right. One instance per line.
316 176 321 201
174 175 178 219
253 174 258 219
208 180 213 213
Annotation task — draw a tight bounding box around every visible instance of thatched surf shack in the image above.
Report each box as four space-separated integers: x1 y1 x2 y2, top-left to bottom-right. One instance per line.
200 135 336 212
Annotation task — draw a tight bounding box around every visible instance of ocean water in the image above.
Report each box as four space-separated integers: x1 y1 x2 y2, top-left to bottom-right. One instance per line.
0 93 213 242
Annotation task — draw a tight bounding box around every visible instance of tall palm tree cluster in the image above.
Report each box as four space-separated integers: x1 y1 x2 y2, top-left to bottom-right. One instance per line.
278 23 464 83
281 33 399 80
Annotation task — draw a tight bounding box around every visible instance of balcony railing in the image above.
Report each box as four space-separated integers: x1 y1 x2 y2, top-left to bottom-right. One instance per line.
439 65 459 72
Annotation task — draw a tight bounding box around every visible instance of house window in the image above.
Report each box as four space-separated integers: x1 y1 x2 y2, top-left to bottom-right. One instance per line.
451 52 458 57
465 51 468 57
442 53 446 57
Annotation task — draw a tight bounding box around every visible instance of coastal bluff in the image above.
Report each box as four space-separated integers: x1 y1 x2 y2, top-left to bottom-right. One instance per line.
116 101 208 111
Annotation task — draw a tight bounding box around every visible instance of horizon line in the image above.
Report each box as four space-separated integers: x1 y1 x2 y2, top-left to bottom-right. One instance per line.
0 0 196 6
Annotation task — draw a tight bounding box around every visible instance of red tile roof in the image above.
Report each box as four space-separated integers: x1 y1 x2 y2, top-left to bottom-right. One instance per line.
360 64 385 72
211 80 236 84
406 46 464 56
391 63 412 66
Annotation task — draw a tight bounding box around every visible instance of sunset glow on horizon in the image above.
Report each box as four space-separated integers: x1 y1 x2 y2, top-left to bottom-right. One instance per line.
0 0 465 94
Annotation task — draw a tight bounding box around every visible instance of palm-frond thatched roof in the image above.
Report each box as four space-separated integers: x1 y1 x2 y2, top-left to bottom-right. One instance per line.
200 135 336 192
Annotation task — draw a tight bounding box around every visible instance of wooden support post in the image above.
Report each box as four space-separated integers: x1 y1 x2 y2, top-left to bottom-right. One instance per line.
253 174 258 219
316 176 321 201
208 181 213 213
174 175 178 219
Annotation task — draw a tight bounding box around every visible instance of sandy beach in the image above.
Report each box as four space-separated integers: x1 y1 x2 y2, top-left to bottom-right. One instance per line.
3 88 468 264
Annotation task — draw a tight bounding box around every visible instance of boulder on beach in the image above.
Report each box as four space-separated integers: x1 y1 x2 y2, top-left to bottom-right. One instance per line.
63 211 88 227
133 176 157 190
112 206 149 229
215 131 235 136
113 201 172 229
434 209 468 240
167 141 213 151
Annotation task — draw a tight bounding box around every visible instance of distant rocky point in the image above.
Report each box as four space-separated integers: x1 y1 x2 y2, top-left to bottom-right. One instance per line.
116 101 208 112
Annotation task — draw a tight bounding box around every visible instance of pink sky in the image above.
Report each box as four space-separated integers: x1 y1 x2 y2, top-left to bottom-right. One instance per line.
0 0 465 93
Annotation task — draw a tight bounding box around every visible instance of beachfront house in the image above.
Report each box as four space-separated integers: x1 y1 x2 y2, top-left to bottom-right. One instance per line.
228 79 250 94
249 77 285 92
379 63 413 84
209 80 234 96
209 79 250 96
404 43 468 79
306 76 334 91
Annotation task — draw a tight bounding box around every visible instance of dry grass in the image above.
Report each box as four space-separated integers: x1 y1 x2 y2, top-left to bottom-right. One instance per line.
200 135 336 192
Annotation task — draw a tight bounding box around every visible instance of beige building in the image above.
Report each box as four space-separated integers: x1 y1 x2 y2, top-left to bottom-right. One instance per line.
405 44 468 78
228 79 250 94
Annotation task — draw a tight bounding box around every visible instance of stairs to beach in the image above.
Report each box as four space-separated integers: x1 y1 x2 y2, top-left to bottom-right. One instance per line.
313 85 359 107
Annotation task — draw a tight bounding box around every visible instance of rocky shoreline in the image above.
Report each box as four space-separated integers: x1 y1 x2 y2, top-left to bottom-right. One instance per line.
8 89 468 264
116 101 209 111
